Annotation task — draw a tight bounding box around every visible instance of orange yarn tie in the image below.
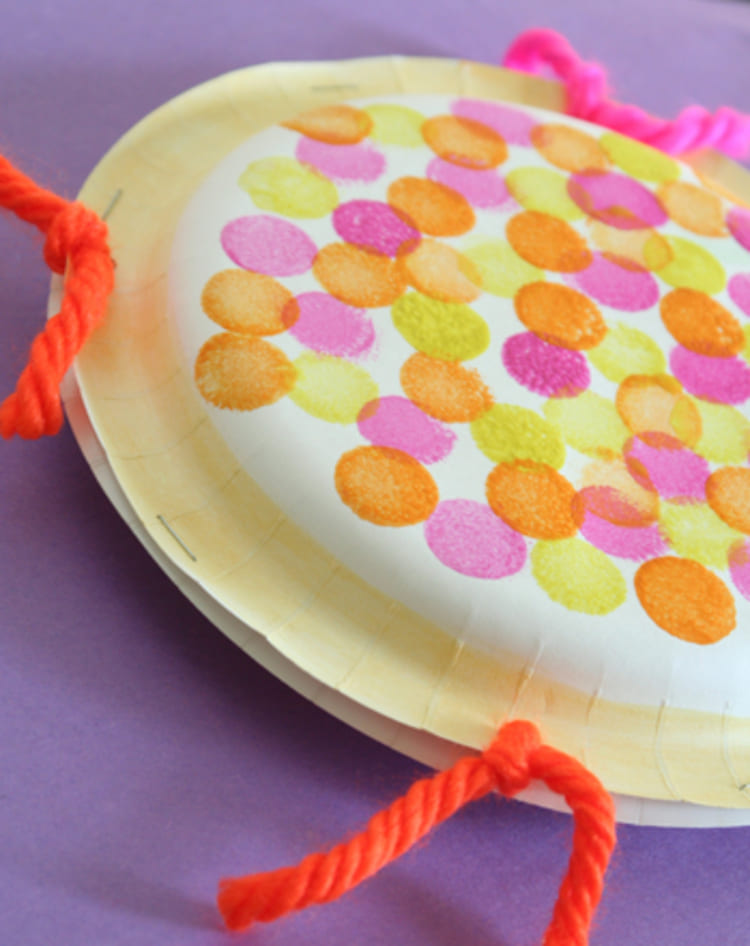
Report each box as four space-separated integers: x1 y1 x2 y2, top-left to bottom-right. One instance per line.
218 720 616 944
0 155 115 439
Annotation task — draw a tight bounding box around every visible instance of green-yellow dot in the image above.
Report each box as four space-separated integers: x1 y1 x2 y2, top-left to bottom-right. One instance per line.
505 166 584 221
289 353 378 423
391 292 490 361
462 239 544 297
655 236 726 295
741 324 750 364
599 131 680 184
588 322 666 383
364 104 425 147
693 400 750 464
660 503 743 569
238 157 339 219
471 404 565 467
531 538 627 615
544 391 629 458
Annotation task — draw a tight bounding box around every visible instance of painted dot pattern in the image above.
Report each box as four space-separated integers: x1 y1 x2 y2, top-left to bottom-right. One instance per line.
189 93 750 646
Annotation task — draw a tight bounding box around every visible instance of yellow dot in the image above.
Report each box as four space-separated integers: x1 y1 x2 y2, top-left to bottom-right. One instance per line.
365 104 426 147
660 503 743 569
693 400 750 464
462 239 544 297
289 353 378 423
471 404 565 467
656 237 726 295
391 292 489 361
505 167 584 221
588 323 666 383
544 391 630 459
599 132 680 183
531 538 627 615
238 157 338 218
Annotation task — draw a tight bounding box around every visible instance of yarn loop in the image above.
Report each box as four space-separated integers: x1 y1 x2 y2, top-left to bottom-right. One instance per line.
0 156 114 439
218 720 616 944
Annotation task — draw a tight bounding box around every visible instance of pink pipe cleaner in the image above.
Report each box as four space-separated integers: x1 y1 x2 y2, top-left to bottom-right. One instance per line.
503 29 750 159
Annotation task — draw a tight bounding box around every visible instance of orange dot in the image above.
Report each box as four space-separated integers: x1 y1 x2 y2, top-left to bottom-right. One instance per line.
657 181 727 237
660 288 744 357
531 123 610 173
486 460 578 539
387 177 475 237
706 467 750 533
401 239 481 303
634 557 736 644
421 115 507 170
579 458 660 526
507 211 592 272
615 374 702 447
201 269 299 336
195 333 296 411
313 243 407 308
334 445 439 526
586 219 672 272
514 282 607 350
282 104 373 144
400 353 493 422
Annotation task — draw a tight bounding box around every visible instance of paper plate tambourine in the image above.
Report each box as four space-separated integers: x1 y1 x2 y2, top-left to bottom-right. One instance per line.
37 51 750 829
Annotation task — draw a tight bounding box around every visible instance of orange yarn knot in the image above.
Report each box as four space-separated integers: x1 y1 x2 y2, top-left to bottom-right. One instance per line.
43 201 108 275
482 717 542 797
0 155 115 439
218 720 616 945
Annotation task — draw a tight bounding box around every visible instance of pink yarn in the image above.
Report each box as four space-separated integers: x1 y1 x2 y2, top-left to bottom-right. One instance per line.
503 29 750 159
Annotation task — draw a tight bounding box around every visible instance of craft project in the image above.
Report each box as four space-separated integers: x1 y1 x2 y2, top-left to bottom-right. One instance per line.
4 27 750 943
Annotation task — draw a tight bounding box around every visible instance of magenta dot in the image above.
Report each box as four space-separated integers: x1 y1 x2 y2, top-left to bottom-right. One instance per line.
333 200 420 257
221 215 316 276
728 207 750 254
451 98 535 145
426 158 513 210
296 137 386 184
670 345 750 405
568 172 667 230
502 332 590 398
729 539 750 599
425 499 527 579
289 292 375 358
624 434 709 502
357 396 455 464
565 253 659 311
728 273 750 318
579 511 667 561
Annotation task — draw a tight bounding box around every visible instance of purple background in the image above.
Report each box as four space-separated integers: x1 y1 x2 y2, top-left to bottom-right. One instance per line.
3 1 750 943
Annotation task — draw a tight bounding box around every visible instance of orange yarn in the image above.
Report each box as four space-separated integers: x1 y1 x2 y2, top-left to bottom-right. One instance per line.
218 720 616 944
0 155 114 439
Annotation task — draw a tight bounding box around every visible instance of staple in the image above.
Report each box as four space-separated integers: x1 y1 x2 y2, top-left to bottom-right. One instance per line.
156 514 197 561
101 188 124 221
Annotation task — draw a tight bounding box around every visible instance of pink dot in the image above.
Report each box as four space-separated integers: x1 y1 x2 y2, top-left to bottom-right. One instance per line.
568 172 667 230
333 200 421 257
425 499 527 579
579 510 666 561
728 273 750 318
502 332 590 398
624 433 709 502
670 345 750 405
729 539 750 599
451 99 535 145
565 253 659 311
289 292 375 358
426 158 513 210
728 207 750 254
357 396 455 464
296 137 386 183
221 215 316 276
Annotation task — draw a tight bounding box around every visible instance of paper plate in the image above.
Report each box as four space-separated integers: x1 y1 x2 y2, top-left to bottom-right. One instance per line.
63 54 750 824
